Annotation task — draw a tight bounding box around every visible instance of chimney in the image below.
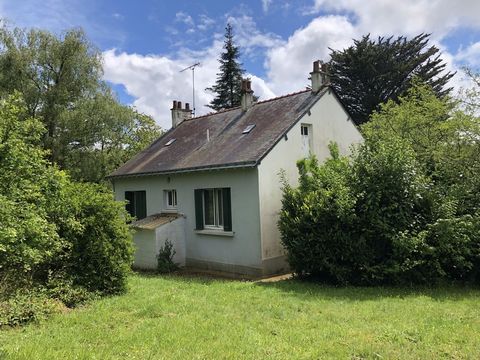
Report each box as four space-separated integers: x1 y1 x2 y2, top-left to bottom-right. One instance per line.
241 78 254 112
310 60 330 93
171 100 192 128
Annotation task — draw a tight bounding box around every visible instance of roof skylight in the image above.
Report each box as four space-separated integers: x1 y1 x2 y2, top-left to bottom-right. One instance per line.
242 124 256 134
165 139 176 146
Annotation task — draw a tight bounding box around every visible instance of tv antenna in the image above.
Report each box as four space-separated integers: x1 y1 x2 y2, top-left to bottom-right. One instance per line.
180 62 200 116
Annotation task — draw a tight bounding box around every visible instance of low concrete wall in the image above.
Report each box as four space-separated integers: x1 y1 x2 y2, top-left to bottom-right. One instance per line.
133 217 186 270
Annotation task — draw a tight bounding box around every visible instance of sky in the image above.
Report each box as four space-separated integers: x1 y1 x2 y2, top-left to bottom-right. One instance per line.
1 0 480 129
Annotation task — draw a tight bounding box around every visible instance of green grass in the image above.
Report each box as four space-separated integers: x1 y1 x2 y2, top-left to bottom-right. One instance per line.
1 273 479 359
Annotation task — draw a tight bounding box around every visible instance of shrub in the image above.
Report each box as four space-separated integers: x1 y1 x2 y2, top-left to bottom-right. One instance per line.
279 84 480 285
156 240 178 274
50 180 134 294
44 273 95 307
280 144 360 283
0 291 60 328
0 93 134 327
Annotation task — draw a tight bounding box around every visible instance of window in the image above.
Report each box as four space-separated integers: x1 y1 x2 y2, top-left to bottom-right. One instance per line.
203 189 223 228
165 138 176 146
164 189 177 210
301 125 309 136
194 188 232 232
125 191 147 220
242 124 256 134
301 124 312 157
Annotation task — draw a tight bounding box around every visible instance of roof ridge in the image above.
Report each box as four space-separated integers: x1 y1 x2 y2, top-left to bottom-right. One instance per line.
185 88 312 122
255 88 311 105
186 105 241 121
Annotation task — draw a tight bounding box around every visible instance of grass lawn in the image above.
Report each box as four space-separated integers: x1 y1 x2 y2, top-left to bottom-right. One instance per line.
0 273 479 359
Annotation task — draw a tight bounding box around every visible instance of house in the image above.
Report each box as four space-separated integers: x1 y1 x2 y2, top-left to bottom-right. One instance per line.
109 61 363 277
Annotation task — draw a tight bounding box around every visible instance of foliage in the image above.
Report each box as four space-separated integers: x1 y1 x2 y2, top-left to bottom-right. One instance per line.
0 94 134 326
44 274 95 308
60 88 161 183
0 93 60 278
1 274 480 358
329 33 454 125
156 240 178 274
0 24 161 182
279 144 359 283
279 84 480 285
0 291 60 328
206 23 247 110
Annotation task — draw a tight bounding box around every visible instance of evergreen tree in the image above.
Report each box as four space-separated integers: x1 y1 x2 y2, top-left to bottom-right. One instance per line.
206 23 245 110
329 33 454 125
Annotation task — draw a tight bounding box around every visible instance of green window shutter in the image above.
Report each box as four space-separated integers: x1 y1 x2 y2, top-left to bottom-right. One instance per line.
194 189 204 230
125 191 134 217
222 188 232 232
135 191 147 220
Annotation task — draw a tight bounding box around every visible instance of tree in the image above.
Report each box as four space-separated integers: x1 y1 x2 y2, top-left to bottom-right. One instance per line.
329 33 454 125
0 24 161 181
0 92 134 296
206 23 246 110
0 26 102 162
279 83 480 285
61 88 160 183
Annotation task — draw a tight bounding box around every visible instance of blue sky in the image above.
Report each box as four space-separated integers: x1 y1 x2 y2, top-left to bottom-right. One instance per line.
1 0 480 128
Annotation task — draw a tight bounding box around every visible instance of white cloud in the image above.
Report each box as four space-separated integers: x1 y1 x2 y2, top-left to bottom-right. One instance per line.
265 15 356 94
198 14 215 31
262 0 273 13
454 42 480 68
103 41 227 129
263 0 480 96
226 15 284 55
175 11 194 27
310 0 480 40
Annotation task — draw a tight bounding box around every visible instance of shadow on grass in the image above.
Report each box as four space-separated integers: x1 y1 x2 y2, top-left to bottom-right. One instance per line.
133 270 480 302
255 278 480 302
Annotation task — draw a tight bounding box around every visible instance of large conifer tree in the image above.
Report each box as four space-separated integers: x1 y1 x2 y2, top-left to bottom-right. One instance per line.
206 23 245 110
329 33 454 125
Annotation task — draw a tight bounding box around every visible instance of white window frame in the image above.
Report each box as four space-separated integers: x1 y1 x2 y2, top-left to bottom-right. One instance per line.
202 188 224 230
164 189 177 211
301 124 313 157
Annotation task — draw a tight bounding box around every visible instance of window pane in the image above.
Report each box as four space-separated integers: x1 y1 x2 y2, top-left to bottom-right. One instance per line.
167 191 173 206
173 190 177 206
217 189 223 226
204 189 215 226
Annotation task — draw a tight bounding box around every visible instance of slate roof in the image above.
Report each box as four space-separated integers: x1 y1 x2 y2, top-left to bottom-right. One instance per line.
110 87 330 178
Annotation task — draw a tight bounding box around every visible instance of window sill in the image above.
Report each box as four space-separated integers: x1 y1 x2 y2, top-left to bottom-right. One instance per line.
162 209 178 214
194 229 234 237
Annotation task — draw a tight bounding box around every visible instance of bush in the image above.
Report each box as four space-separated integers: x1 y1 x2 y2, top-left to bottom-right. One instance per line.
48 180 134 295
279 84 480 285
44 273 95 308
280 144 360 283
0 291 60 328
156 240 178 274
0 93 134 327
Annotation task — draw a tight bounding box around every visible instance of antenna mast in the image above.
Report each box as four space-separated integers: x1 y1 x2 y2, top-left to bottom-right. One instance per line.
180 62 200 116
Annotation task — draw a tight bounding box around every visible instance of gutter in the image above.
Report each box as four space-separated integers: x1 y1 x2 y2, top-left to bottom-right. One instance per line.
107 161 257 180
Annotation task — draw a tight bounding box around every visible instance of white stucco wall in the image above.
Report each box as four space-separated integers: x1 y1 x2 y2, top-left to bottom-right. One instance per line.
113 168 262 274
132 217 186 270
257 89 363 261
